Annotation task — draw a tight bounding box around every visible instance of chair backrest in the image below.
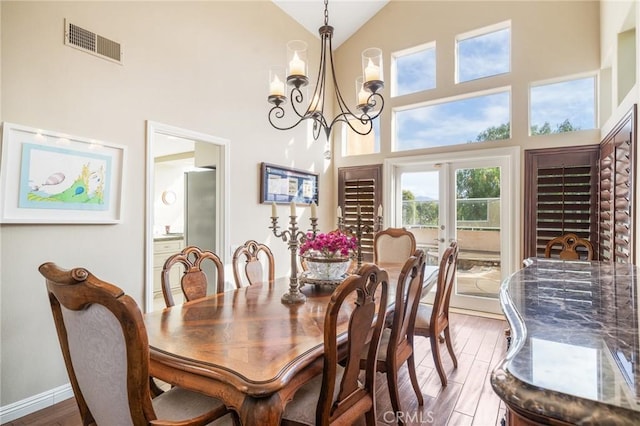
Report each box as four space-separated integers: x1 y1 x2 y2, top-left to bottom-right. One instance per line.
161 245 225 307
40 262 155 426
374 227 417 264
232 240 275 287
544 233 594 260
431 242 459 333
317 263 389 425
387 249 426 359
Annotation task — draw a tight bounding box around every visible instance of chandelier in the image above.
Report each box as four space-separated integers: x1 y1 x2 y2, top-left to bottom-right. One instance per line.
267 0 385 141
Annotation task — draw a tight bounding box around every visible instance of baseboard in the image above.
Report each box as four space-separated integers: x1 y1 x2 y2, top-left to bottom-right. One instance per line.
0 383 73 423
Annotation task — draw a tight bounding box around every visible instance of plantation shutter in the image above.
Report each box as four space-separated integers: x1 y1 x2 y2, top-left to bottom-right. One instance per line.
598 105 636 263
338 165 382 263
524 146 599 259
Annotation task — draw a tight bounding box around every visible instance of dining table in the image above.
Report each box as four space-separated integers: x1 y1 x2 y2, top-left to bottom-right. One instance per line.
144 263 438 425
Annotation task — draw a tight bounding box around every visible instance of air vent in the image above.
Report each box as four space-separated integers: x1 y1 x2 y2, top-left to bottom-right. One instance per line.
64 19 122 64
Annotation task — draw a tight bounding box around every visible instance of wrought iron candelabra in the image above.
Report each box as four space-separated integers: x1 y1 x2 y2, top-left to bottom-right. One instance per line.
270 204 318 304
338 206 382 268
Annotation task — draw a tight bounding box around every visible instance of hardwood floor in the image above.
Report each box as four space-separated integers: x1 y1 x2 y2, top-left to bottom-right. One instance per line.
3 312 507 426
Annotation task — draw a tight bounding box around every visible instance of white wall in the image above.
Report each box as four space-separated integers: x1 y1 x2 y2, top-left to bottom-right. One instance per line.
0 0 331 409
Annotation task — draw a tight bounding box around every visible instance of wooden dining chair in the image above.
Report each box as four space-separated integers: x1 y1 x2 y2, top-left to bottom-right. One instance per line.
414 241 459 386
161 245 225 307
374 227 417 264
39 262 236 426
544 232 594 260
361 249 426 424
232 240 275 287
281 264 389 426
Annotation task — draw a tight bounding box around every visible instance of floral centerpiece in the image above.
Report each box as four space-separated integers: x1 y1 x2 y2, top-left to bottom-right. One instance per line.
299 230 358 280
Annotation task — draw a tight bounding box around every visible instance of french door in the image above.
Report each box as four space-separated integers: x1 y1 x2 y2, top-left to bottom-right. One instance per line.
387 148 519 315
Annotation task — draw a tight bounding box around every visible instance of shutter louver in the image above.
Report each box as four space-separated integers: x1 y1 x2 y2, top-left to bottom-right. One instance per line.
338 165 382 263
535 164 595 258
598 105 635 263
524 146 599 259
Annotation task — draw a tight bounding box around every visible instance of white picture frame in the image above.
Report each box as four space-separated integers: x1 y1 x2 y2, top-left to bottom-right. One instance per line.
0 122 126 223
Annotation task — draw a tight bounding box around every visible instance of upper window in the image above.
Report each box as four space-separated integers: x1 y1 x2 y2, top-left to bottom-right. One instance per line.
457 22 511 83
392 42 436 97
529 76 596 135
394 89 511 151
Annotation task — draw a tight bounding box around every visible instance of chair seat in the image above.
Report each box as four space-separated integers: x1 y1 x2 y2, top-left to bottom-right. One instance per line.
152 386 232 424
282 366 350 425
415 303 433 331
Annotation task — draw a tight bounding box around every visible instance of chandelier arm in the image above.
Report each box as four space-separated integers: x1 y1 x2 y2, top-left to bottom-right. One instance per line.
269 106 314 132
290 87 311 119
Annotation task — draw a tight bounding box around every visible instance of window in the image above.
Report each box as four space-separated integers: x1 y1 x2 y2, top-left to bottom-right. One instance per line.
530 76 596 135
523 145 599 259
394 89 510 151
392 42 436 97
457 22 510 83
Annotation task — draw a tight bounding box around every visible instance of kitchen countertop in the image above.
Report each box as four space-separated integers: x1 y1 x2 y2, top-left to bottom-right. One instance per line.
491 258 639 425
153 234 184 242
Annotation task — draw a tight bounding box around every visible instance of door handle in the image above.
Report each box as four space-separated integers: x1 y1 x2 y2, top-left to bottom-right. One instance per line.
434 238 445 243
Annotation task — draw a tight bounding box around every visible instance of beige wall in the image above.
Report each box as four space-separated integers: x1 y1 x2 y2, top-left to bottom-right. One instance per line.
0 1 331 407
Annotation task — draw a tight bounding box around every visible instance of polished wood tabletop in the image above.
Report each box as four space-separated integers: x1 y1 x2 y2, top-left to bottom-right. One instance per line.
144 264 438 425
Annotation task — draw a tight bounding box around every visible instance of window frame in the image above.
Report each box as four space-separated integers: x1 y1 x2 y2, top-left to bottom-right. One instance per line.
391 40 437 98
455 20 511 84
528 72 599 136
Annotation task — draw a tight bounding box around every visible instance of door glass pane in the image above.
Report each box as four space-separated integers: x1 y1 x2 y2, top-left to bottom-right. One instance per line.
455 166 501 299
401 171 440 265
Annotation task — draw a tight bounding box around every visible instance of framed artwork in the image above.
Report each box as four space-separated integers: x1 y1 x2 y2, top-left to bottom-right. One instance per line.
260 162 319 205
0 122 126 223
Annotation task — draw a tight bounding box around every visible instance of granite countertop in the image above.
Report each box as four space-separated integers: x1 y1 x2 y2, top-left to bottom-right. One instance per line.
491 258 640 424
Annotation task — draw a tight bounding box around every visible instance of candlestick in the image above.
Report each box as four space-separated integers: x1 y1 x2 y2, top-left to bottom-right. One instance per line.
338 204 383 268
290 201 296 217
337 206 342 218
310 201 317 219
272 202 277 218
269 212 318 304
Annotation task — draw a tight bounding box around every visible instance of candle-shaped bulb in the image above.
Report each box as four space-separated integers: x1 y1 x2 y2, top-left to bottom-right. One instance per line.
364 58 380 82
337 206 342 218
310 201 317 219
271 202 277 218
358 87 369 105
269 75 285 97
290 201 296 217
289 51 305 76
378 204 383 217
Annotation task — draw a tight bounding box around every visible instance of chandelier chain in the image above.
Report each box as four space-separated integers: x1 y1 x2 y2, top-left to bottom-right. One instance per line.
324 0 329 26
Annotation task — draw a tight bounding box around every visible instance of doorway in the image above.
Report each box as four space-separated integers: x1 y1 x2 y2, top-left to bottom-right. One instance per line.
385 147 519 315
145 121 230 312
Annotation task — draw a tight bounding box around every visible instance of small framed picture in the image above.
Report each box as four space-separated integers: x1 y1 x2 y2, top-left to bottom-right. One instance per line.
0 122 126 223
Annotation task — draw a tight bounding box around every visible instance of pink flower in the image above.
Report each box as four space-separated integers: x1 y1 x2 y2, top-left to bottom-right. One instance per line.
299 230 358 258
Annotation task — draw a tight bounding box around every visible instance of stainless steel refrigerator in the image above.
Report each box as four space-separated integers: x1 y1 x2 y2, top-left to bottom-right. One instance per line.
184 168 218 292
